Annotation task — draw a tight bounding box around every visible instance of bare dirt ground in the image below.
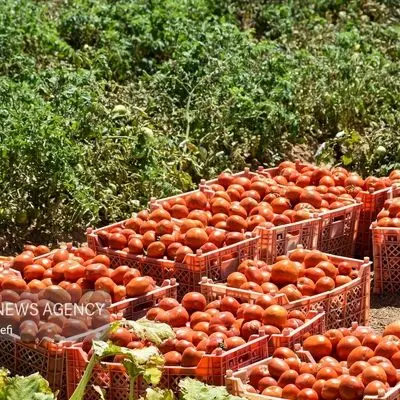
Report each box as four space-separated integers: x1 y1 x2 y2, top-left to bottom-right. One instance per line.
370 294 400 331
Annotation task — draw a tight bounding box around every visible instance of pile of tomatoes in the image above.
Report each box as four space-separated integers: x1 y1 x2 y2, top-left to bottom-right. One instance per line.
143 292 313 367
94 208 248 261
263 162 396 195
1 245 172 345
243 320 400 400
226 248 361 301
8 246 159 304
376 197 400 228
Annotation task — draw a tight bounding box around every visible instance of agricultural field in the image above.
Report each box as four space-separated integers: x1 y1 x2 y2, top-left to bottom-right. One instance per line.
0 0 399 252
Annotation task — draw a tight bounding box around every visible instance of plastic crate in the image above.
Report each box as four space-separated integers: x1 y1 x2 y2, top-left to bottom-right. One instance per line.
354 187 393 258
371 223 400 294
317 201 362 257
107 279 178 319
253 219 320 263
225 335 400 400
87 223 260 299
356 184 400 258
0 325 108 399
256 160 391 259
66 310 324 400
200 247 371 330
0 256 13 266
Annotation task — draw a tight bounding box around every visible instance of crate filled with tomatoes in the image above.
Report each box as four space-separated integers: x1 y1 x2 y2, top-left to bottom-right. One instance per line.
6 245 179 319
259 160 400 258
66 290 325 399
226 321 400 400
153 169 323 263
206 166 360 259
200 246 371 329
0 244 180 396
86 202 260 299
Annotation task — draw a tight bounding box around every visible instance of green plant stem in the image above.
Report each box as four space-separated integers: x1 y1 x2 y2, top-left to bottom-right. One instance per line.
129 378 135 400
69 355 98 400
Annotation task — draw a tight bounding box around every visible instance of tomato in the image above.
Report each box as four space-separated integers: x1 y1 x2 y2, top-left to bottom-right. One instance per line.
361 365 387 386
110 327 132 347
262 305 288 329
23 264 46 281
64 263 85 282
249 365 271 388
181 292 206 313
338 375 364 400
303 335 332 361
336 336 361 361
185 192 208 211
85 263 109 282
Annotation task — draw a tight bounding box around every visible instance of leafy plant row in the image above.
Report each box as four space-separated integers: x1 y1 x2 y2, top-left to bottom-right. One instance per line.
0 0 399 252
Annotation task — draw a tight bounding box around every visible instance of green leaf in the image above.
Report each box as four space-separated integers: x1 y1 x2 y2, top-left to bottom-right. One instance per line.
342 154 353 166
122 319 175 345
92 340 122 358
142 367 163 386
3 373 56 400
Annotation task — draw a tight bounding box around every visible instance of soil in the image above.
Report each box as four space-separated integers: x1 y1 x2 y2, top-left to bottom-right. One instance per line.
370 294 400 331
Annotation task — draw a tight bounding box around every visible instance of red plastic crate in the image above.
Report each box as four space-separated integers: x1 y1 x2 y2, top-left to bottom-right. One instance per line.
87 223 260 299
200 247 371 329
253 219 320 263
66 311 324 399
372 224 400 294
356 185 400 258
317 201 362 257
226 331 400 400
259 160 393 259
354 187 393 258
0 325 108 399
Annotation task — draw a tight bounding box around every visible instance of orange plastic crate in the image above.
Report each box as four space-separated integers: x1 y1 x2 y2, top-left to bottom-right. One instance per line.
354 187 393 258
87 222 260 299
317 201 362 257
0 325 108 399
200 247 371 329
254 219 320 263
66 311 324 399
259 160 393 259
372 223 400 294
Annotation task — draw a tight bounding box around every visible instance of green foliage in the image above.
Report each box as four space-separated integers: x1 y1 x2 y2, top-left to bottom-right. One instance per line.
0 0 399 252
0 369 56 400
